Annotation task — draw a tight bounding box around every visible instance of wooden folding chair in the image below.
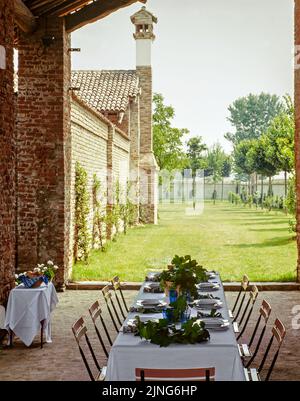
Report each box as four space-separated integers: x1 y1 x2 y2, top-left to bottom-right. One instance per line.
101 285 123 332
72 317 107 381
244 318 286 381
135 367 215 382
111 276 129 319
233 285 258 334
89 301 113 359
238 300 272 364
229 275 250 319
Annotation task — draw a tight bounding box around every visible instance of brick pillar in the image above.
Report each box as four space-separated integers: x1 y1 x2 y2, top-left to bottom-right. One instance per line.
17 16 71 289
137 66 158 224
0 1 15 304
129 97 140 223
295 0 300 282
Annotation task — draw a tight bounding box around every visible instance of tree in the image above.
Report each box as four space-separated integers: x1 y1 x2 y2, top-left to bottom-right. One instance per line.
233 139 256 192
153 93 188 171
247 135 278 197
186 136 208 209
221 156 232 201
286 174 296 233
225 93 284 145
74 162 90 262
264 97 295 196
206 143 227 204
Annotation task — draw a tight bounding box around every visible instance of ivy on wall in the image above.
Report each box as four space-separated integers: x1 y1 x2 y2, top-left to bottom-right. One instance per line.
92 174 106 250
74 162 90 262
120 181 136 234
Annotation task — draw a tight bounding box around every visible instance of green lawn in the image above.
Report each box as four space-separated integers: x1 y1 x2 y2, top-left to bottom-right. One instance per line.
72 202 297 282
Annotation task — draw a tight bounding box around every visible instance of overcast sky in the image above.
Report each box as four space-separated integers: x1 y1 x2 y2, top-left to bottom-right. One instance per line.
72 0 294 153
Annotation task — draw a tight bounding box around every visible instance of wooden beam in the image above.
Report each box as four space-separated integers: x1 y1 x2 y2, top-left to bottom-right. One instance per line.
50 1 93 17
65 0 147 33
14 0 37 33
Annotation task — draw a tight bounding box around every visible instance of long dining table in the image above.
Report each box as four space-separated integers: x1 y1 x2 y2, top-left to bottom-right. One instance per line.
105 273 246 381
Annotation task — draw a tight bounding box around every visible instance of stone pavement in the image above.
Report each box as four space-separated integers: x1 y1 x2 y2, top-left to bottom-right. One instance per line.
0 290 299 381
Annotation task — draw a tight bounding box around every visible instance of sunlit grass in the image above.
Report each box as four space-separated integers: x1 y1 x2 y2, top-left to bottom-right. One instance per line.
72 201 297 282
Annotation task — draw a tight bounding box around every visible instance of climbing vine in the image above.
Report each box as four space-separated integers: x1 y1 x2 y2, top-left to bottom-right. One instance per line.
74 162 90 262
92 174 106 251
120 181 137 234
286 174 296 234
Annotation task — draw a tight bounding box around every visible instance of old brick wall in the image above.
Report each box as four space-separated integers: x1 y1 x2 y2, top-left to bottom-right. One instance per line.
70 97 109 259
113 128 130 182
295 0 300 281
17 17 71 288
70 97 130 262
0 1 15 304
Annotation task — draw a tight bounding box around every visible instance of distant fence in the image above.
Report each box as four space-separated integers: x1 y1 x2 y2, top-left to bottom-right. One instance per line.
158 179 286 203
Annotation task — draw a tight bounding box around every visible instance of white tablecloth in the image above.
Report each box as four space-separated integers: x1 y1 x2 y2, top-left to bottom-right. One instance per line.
5 282 58 347
106 274 246 381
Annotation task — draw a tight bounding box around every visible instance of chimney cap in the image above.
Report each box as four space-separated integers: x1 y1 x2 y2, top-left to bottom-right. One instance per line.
130 6 158 25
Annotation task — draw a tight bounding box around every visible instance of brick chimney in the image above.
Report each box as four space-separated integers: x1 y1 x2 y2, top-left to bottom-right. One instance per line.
131 6 158 224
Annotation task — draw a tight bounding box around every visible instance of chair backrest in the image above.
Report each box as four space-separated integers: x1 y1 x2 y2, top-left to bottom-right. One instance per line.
111 276 121 290
272 318 286 345
244 299 272 367
72 317 101 381
89 301 113 357
72 316 88 344
102 285 113 302
260 300 272 323
135 367 215 382
258 318 286 381
111 276 128 318
236 286 259 340
232 274 250 316
242 275 249 290
102 285 122 330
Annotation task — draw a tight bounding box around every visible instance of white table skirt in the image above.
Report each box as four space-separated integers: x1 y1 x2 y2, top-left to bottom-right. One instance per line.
106 274 246 381
4 282 58 347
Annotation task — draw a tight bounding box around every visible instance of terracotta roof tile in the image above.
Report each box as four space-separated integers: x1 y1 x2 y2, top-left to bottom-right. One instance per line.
71 70 139 113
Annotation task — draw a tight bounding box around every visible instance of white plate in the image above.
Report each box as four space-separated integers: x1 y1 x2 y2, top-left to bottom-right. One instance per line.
137 299 161 306
136 300 167 309
194 298 222 305
194 300 223 309
144 283 161 289
200 318 229 326
197 284 220 291
206 272 217 279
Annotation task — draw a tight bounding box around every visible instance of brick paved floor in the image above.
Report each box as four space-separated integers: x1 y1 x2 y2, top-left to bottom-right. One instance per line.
0 290 299 381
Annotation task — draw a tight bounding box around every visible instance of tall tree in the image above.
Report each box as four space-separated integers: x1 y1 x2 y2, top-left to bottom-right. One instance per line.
264 96 295 196
233 139 255 187
206 143 227 204
225 93 284 145
221 155 232 201
186 136 208 209
247 135 278 197
153 93 188 171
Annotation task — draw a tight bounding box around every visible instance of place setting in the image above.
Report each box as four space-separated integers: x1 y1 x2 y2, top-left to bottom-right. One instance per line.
143 282 164 293
129 298 167 314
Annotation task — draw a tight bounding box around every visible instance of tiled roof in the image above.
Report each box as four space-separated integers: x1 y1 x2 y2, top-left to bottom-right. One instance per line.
71 70 139 113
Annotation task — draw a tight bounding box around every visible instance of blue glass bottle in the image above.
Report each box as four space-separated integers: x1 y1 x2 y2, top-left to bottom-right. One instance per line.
169 289 178 304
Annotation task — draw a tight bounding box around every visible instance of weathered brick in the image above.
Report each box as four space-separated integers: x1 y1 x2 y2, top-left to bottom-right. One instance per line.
295 0 300 280
0 1 16 305
16 16 71 289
